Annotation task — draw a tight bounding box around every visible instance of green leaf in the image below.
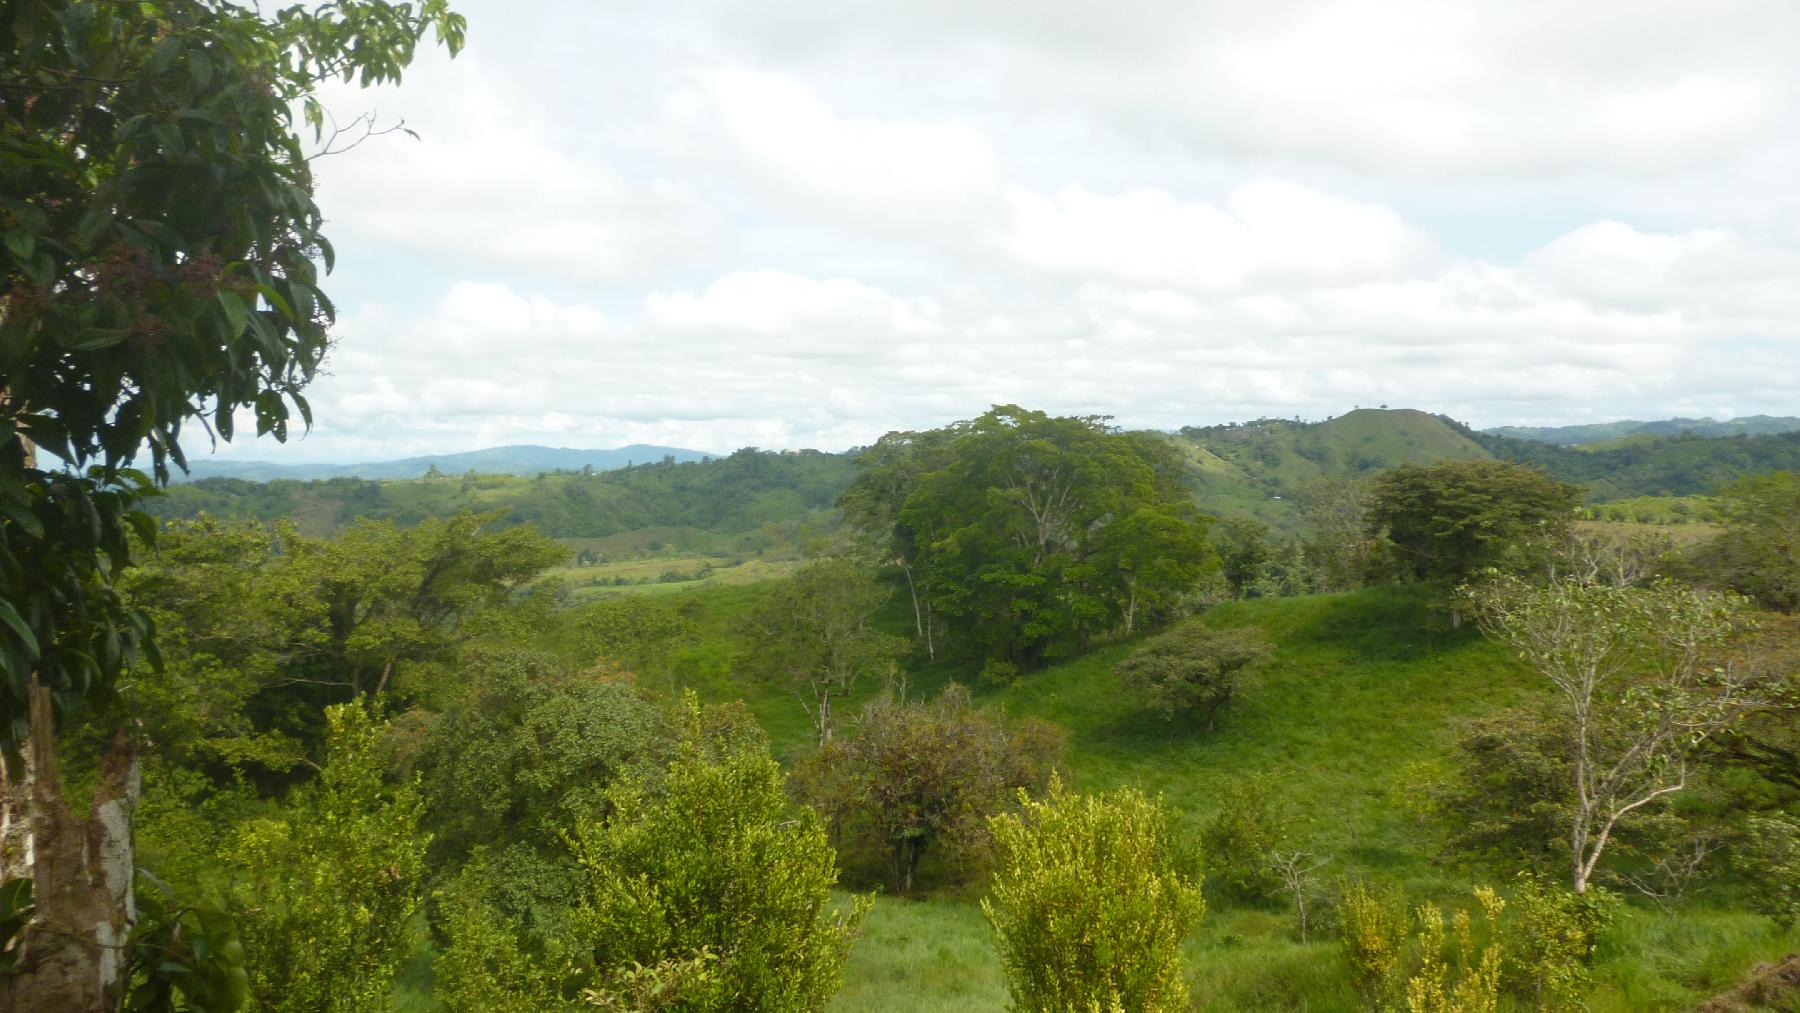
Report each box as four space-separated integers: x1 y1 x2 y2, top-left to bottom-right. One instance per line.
0 603 40 661
2 232 34 261
217 289 249 338
75 208 112 249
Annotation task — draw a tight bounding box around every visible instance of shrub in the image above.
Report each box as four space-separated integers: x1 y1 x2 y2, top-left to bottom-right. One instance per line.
1505 873 1614 1012
223 703 429 1013
1200 773 1290 901
1115 622 1271 731
568 697 866 1012
984 779 1204 1013
1736 813 1800 927
1338 878 1410 1006
1402 889 1505 1013
796 684 1063 893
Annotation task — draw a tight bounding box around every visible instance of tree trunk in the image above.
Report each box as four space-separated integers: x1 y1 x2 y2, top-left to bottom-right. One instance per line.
0 682 140 1013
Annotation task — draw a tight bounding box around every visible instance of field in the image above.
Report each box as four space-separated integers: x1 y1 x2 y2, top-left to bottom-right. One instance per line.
607 583 1800 1011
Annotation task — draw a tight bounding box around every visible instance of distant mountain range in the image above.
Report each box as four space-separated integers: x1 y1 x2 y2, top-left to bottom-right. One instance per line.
1481 415 1800 446
177 444 714 482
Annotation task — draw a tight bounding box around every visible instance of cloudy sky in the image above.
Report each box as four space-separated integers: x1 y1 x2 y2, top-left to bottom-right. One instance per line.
234 0 1800 461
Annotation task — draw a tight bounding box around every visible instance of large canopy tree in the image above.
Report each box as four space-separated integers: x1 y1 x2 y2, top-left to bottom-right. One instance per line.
1367 459 1581 586
846 407 1213 667
0 2 463 1006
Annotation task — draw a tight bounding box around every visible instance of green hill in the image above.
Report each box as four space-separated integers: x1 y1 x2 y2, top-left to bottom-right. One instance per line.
1486 415 1800 446
599 582 1800 1013
149 408 1800 546
1472 429 1800 502
174 443 713 481
151 447 857 539
1174 409 1494 528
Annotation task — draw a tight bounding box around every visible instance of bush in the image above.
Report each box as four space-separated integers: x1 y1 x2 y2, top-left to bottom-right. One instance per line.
223 703 429 1013
1737 813 1800 927
1336 875 1612 1013
567 696 867 1012
1402 890 1505 1013
1505 873 1614 1012
1116 622 1271 730
795 684 1063 893
1338 878 1410 1006
983 779 1204 1013
1200 774 1290 901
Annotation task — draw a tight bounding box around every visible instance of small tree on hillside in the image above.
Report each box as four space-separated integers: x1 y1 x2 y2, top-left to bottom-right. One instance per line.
1116 622 1272 731
752 558 905 746
1464 576 1762 893
983 780 1204 1013
800 685 1063 894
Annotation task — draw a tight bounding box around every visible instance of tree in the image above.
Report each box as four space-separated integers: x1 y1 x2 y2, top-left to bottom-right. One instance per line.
752 558 904 746
412 649 671 941
860 407 1212 666
1115 621 1271 731
1464 576 1761 893
1368 461 1580 586
798 685 1063 894
1298 476 1376 592
1685 471 1800 612
983 780 1204 1013
839 428 958 659
1214 517 1274 599
223 703 429 1012
565 698 866 1012
0 2 462 1005
118 512 564 773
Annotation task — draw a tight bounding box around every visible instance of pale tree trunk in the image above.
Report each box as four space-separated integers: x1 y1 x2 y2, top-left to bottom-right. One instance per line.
899 560 935 661
0 682 140 1012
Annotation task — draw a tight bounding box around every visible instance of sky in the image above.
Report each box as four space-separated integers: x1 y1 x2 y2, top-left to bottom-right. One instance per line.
224 0 1800 461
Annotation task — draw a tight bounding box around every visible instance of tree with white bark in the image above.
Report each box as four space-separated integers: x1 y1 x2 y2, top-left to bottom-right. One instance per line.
1463 575 1761 894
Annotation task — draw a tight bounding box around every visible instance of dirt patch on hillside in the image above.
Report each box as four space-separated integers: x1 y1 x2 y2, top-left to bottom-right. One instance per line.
1697 954 1800 1012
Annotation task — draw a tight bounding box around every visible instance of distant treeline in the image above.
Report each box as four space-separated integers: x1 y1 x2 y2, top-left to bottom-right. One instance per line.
1470 428 1800 501
150 412 1800 540
150 447 856 538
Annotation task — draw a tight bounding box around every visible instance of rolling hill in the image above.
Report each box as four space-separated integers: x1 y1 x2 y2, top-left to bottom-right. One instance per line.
149 409 1800 544
174 443 713 482
1484 415 1800 446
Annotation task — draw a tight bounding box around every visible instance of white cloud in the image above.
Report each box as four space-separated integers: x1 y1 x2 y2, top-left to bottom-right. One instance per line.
1002 180 1434 291
191 1 1800 463
667 67 1004 238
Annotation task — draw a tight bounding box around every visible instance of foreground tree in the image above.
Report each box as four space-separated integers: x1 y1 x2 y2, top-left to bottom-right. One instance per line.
566 699 865 1012
224 703 429 1012
0 2 462 1005
1464 576 1760 893
1369 461 1580 587
983 780 1203 1013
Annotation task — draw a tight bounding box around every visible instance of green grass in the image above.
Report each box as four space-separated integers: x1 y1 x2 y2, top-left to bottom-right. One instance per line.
665 583 1798 1010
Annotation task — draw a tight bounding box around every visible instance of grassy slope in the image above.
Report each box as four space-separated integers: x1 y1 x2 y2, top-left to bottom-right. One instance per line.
740 586 1794 1012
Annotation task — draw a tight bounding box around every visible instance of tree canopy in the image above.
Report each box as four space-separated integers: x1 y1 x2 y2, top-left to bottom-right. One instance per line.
1367 460 1580 585
1 0 464 745
844 406 1214 666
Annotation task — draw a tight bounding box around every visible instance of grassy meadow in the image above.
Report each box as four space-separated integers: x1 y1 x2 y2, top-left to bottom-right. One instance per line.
547 582 1798 1011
